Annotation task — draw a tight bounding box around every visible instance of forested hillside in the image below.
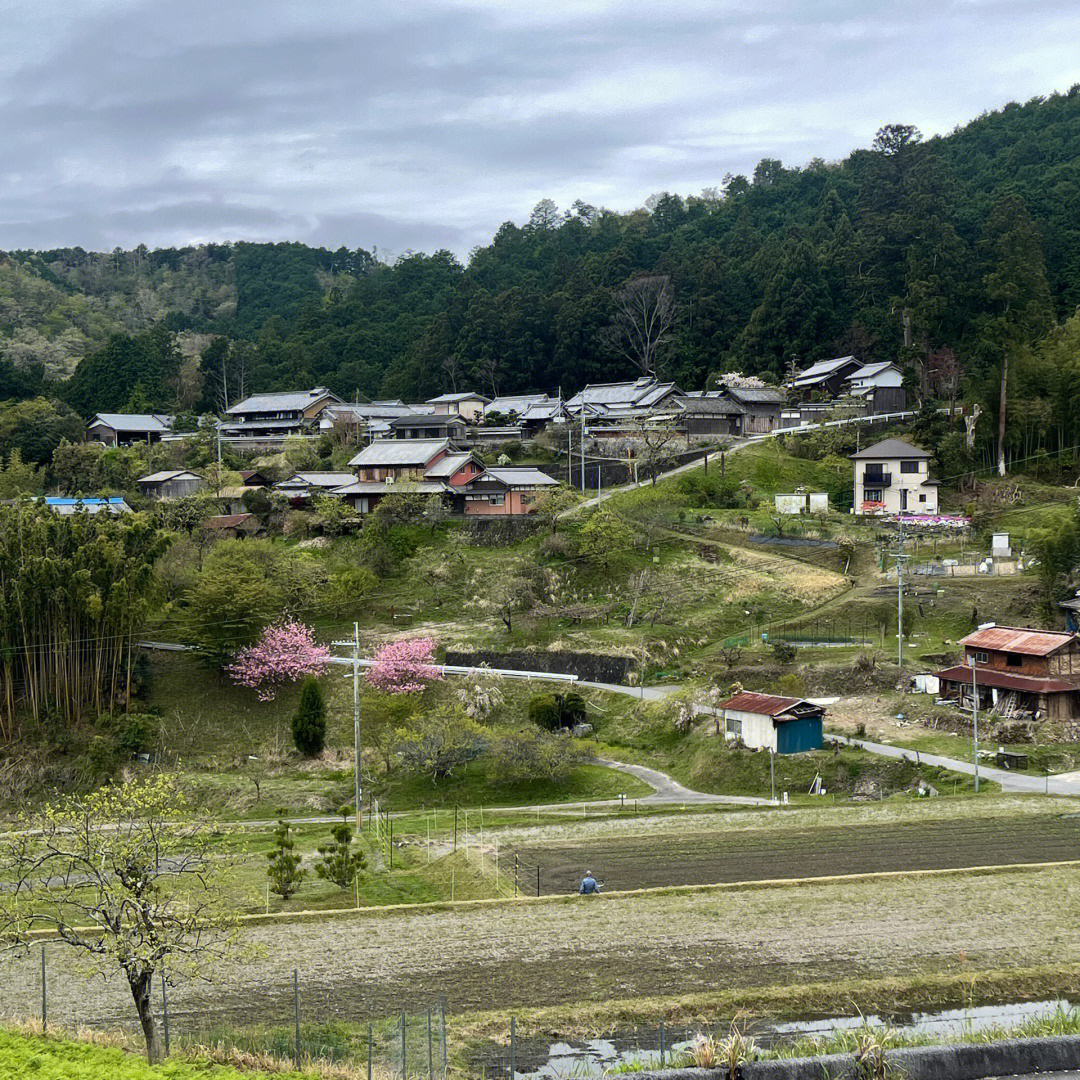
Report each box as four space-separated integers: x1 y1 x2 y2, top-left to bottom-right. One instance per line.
1 88 1079 444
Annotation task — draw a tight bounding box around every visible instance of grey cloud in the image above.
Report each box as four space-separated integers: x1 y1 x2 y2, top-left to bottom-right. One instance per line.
0 0 1078 256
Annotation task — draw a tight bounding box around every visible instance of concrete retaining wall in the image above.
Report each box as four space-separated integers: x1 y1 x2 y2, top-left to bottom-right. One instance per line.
627 1033 1080 1080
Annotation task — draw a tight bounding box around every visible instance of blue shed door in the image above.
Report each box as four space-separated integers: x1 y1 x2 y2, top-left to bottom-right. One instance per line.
775 717 823 755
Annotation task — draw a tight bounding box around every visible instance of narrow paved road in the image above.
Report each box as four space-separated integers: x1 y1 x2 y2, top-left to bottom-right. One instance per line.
831 732 1080 796
562 437 755 514
597 757 771 806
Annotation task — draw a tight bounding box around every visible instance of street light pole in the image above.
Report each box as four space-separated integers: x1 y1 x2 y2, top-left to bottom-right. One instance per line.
970 655 979 793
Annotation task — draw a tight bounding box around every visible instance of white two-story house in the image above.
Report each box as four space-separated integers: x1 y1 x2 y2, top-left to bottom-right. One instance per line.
852 438 938 515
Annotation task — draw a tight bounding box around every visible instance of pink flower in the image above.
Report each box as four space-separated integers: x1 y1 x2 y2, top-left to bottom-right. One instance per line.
226 621 331 701
366 637 443 694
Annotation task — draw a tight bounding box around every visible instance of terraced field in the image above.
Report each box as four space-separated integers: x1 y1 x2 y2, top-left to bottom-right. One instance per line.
507 809 1080 895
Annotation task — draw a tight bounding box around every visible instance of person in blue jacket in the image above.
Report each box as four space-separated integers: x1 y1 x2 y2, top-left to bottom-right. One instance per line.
579 870 599 894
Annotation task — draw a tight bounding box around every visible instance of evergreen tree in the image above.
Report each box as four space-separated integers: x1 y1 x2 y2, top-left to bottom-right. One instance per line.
267 815 306 900
291 677 326 757
315 808 366 889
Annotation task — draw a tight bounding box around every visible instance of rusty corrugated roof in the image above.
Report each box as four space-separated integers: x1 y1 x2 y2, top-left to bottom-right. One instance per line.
936 666 1080 694
960 625 1076 656
720 691 806 716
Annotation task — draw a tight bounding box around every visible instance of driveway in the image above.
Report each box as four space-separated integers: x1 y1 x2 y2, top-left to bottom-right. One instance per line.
597 757 771 806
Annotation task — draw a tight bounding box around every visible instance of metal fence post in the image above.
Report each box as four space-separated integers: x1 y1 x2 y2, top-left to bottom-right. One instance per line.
536 866 540 897
400 1009 407 1078
428 1007 434 1080
659 1021 665 1066
40 945 46 1028
510 1015 516 1080
293 969 301 1068
368 1022 374 1080
441 997 448 1076
161 970 170 1056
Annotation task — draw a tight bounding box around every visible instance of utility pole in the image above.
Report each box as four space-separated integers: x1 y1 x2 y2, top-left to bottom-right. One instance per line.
353 622 362 828
580 411 586 493
892 521 909 675
970 655 979 793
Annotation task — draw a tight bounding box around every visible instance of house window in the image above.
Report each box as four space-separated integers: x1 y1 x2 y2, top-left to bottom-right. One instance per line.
900 460 920 474
973 650 988 664
919 493 926 503
489 495 504 506
865 489 882 503
725 717 742 737
1006 653 1023 667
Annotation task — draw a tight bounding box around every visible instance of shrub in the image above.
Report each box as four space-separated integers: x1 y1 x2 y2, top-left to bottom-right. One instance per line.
492 728 576 786
528 693 562 731
291 677 327 757
771 639 797 664
561 692 588 727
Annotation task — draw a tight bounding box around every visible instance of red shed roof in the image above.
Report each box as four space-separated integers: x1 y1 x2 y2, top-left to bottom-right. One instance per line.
960 625 1076 657
936 666 1080 694
203 513 254 530
721 691 808 717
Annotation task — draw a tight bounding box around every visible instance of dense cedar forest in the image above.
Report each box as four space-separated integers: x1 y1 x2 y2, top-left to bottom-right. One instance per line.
2 88 1080 468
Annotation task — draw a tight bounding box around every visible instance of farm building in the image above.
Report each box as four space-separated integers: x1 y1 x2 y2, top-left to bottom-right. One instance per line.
40 496 132 516
718 691 825 754
715 385 785 434
136 470 206 499
202 513 261 538
935 625 1080 722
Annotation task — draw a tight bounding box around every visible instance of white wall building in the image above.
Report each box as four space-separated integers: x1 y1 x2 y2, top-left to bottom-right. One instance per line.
852 438 938 516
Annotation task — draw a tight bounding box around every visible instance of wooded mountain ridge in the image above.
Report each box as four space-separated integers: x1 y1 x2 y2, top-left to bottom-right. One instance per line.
1 87 1079 421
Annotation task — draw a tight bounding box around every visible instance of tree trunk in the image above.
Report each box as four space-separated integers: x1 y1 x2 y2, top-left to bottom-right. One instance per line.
129 968 163 1063
997 352 1009 477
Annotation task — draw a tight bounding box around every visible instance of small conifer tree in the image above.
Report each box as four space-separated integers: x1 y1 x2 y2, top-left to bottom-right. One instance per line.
291 677 327 756
267 815 306 900
315 806 366 890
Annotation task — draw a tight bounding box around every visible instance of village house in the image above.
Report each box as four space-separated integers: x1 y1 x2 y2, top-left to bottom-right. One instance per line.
565 377 683 418
136 470 206 500
846 362 906 413
788 355 863 400
218 387 342 446
427 392 489 422
275 472 358 503
347 438 455 483
718 691 825 754
714 385 785 434
936 625 1080 722
85 413 174 447
852 438 939 515
671 394 744 437
461 467 559 515
216 470 269 514
388 414 468 441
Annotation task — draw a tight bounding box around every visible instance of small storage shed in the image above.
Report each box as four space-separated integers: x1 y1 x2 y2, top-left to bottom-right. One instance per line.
136 470 206 500
718 691 825 754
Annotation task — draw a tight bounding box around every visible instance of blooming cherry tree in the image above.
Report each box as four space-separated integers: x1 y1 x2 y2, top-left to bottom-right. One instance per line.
227 621 330 701
367 636 443 694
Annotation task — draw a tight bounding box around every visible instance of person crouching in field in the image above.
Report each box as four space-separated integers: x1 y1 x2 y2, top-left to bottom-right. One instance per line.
579 870 600 895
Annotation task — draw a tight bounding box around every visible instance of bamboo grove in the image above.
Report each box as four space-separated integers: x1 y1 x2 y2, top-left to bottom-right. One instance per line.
0 504 169 738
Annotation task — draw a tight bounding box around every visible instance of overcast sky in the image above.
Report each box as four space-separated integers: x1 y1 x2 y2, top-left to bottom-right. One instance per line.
1 0 1078 259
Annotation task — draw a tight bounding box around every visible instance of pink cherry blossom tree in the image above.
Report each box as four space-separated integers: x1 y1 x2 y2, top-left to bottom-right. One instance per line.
226 621 331 701
366 637 443 694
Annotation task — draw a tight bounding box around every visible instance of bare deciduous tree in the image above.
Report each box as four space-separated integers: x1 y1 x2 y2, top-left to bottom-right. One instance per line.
603 274 676 377
0 778 240 1063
